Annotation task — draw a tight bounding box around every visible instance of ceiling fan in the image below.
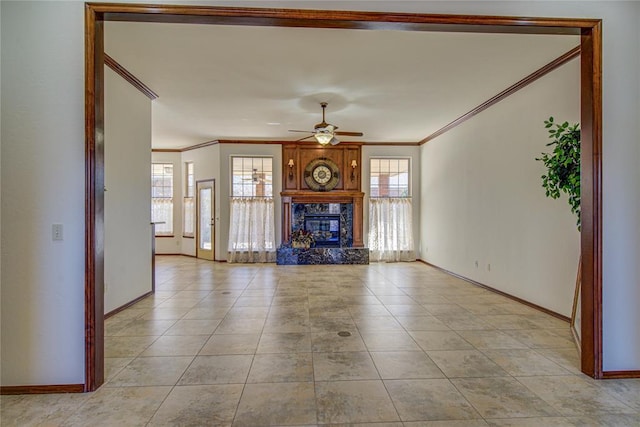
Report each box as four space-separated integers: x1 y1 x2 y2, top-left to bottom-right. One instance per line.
289 102 364 145
241 168 271 184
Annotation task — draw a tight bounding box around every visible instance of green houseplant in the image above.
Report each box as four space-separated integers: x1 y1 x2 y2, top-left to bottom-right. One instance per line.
536 116 581 229
536 116 582 342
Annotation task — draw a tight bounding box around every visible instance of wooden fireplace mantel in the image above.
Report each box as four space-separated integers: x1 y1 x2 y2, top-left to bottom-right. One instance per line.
281 190 364 202
281 143 364 247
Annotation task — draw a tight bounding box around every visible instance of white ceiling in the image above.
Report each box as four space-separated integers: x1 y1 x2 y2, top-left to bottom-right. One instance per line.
104 21 579 149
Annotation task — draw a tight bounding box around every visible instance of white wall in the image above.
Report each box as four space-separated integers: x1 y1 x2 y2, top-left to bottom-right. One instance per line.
421 59 580 316
362 145 421 254
104 67 153 314
0 0 4 369
0 0 638 387
1 1 85 385
600 0 640 370
151 151 183 254
181 144 221 257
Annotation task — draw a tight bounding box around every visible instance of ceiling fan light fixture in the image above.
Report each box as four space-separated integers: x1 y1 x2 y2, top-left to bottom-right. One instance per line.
314 131 334 145
289 102 361 145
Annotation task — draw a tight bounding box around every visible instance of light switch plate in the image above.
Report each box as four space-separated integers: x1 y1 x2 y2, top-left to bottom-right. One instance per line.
52 224 63 241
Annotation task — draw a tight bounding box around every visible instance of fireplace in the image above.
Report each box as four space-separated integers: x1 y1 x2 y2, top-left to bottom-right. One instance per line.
278 180 368 264
304 214 340 248
292 203 353 248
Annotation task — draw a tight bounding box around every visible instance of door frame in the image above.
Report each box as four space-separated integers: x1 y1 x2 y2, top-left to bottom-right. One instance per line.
196 179 216 261
85 3 603 391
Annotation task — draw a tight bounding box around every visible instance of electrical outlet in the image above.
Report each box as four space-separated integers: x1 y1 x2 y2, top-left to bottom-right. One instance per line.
52 224 63 241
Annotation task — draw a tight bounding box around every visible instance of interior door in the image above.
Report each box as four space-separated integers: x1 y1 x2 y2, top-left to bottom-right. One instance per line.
196 179 215 260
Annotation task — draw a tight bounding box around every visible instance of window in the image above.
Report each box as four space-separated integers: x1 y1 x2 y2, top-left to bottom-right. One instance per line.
370 158 410 197
231 156 273 197
368 158 415 262
151 163 174 235
228 157 275 263
183 162 195 237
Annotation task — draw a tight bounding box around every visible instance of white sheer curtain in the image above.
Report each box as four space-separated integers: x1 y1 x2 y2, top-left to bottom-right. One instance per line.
151 198 173 235
183 197 194 237
228 197 276 263
368 197 416 262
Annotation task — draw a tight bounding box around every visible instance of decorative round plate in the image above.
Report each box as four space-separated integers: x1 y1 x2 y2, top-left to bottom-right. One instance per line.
304 158 340 191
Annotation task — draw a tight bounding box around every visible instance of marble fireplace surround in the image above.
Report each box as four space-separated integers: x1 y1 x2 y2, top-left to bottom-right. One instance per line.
293 203 353 248
280 192 365 248
278 192 368 265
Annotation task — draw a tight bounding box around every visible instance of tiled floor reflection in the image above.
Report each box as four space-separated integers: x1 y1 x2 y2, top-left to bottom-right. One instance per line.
2 256 640 426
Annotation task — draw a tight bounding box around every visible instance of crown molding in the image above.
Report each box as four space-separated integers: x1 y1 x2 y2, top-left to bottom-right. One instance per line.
420 45 580 145
104 53 158 100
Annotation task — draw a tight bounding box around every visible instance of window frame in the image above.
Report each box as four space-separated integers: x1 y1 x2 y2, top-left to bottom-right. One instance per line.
369 157 411 198
183 162 195 238
230 156 274 198
151 162 174 236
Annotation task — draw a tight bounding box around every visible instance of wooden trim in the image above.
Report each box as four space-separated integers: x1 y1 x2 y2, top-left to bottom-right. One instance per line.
361 142 420 146
420 45 580 145
104 53 158 100
219 139 378 146
158 140 416 152
88 3 599 33
218 139 285 145
580 21 603 379
85 4 605 396
104 291 153 319
181 140 219 151
1 384 84 395
154 253 199 258
417 260 571 323
155 234 175 238
84 3 104 393
153 140 219 153
152 148 182 153
602 371 640 379
281 190 366 197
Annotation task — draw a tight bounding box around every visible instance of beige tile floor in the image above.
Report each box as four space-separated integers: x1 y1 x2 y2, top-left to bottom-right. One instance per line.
3 255 640 426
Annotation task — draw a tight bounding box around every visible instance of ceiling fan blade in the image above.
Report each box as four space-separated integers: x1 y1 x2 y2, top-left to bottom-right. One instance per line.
290 103 361 143
335 131 364 137
296 135 315 142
